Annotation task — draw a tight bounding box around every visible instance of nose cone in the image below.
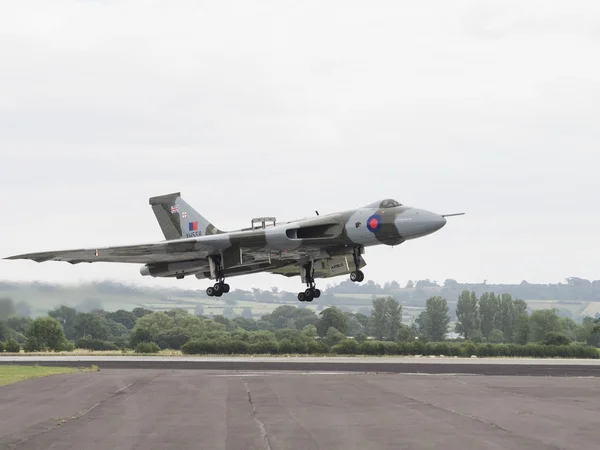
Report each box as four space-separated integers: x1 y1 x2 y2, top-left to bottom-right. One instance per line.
431 214 447 232
395 208 446 240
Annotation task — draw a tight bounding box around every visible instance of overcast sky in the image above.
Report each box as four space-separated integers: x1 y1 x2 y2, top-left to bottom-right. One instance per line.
1 0 599 292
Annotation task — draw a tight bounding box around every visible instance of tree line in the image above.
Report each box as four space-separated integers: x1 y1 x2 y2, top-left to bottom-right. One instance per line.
1 292 599 358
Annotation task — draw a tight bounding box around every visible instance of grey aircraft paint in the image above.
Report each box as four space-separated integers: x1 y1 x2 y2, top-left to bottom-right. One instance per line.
5 193 460 301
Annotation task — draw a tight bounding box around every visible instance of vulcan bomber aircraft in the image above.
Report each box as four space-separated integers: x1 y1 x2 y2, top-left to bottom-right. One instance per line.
5 193 463 302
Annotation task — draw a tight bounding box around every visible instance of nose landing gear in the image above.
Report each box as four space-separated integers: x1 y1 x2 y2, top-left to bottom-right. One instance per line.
350 246 365 282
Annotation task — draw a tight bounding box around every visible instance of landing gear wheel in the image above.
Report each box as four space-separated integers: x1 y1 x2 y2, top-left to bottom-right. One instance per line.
206 286 214 296
222 283 230 293
214 290 222 297
213 283 222 293
350 270 365 282
298 292 306 302
313 289 321 298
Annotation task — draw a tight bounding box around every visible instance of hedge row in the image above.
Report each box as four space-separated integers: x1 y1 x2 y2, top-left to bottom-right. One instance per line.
75 338 120 351
181 338 599 359
0 339 22 353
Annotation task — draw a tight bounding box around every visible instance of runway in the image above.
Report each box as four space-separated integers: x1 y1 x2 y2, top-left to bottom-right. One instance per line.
1 368 599 450
1 355 600 376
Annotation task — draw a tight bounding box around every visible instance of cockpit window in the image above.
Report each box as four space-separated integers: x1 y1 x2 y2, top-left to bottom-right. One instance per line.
364 199 403 208
380 199 402 208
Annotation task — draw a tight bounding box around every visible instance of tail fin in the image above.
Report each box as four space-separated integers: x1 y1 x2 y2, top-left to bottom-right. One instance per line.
148 192 223 240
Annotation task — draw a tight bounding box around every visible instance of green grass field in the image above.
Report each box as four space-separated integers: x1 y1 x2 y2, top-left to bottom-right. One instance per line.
0 365 84 386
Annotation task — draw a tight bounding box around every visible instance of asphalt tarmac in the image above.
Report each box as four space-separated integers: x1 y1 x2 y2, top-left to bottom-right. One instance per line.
1 368 599 450
2 355 600 376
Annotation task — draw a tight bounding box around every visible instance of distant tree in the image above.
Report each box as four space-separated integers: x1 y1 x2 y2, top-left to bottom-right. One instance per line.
231 317 260 331
513 314 530 344
7 316 33 335
529 309 562 342
74 313 110 340
24 317 69 352
488 329 504 343
164 308 189 318
369 298 387 340
384 297 403 341
155 328 191 350
560 317 579 341
241 307 253 319
455 290 480 340
322 327 345 347
0 320 9 341
262 305 297 329
498 294 516 341
132 312 175 339
443 279 459 290
479 293 501 338
396 323 413 342
301 325 318 340
316 307 348 337
224 297 237 306
293 309 318 330
577 317 600 346
194 304 205 317
222 307 235 318
416 297 451 341
543 332 571 346
48 305 78 340
0 298 16 319
132 307 154 318
416 279 438 288
105 309 138 329
355 332 367 343
345 315 365 337
5 338 20 353
106 320 129 338
212 315 231 329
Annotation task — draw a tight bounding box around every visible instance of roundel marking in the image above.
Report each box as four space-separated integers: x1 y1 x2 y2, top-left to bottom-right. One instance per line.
366 214 382 232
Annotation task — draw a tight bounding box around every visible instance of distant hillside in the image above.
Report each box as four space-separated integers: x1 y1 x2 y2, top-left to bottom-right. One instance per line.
0 277 599 321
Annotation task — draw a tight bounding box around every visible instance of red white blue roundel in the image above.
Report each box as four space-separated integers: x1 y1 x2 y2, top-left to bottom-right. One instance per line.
366 214 382 232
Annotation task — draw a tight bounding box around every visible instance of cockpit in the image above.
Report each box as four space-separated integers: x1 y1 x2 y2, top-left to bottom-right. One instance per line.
363 199 403 209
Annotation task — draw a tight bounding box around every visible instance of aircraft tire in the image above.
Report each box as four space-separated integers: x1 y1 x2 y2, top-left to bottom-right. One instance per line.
298 292 306 302
206 287 214 296
313 289 321 298
222 283 230 293
357 270 365 282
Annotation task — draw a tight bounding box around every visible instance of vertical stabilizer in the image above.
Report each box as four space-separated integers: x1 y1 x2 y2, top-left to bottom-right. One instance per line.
148 192 223 240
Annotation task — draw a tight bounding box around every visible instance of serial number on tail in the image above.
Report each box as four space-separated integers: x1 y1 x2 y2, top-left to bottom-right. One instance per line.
186 231 203 238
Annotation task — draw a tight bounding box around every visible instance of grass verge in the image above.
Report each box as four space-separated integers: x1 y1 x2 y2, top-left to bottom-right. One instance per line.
0 364 99 387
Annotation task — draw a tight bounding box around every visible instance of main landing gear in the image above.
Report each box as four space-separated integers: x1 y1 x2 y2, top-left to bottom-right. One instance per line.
298 262 321 302
206 256 230 297
350 246 365 283
206 281 230 297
